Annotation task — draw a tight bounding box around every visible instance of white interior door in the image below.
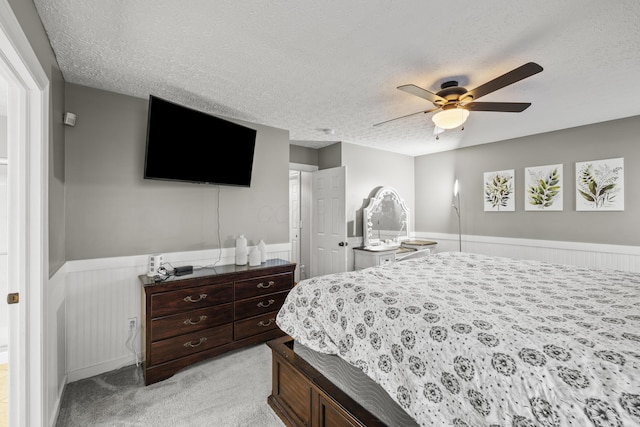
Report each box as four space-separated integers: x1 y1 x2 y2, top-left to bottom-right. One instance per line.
311 166 347 277
289 171 301 282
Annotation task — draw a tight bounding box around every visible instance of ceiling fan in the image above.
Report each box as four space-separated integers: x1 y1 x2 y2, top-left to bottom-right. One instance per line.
374 62 543 130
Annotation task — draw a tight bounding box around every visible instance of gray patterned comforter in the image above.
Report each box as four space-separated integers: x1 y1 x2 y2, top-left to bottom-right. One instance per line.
276 252 640 426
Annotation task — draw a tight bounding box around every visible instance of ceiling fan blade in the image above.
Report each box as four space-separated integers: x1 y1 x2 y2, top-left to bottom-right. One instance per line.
463 102 532 112
397 84 447 105
373 107 440 127
461 62 543 102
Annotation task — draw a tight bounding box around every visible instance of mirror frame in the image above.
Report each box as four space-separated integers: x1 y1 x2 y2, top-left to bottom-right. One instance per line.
363 186 410 248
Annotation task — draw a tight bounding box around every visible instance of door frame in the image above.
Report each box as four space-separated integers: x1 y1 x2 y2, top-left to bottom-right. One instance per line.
289 170 301 282
289 163 317 282
0 2 49 425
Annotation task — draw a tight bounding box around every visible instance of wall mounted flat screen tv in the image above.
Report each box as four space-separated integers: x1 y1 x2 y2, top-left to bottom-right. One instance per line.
144 95 257 187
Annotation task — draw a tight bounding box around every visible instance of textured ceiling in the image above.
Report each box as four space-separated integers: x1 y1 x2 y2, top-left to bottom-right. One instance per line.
34 0 640 156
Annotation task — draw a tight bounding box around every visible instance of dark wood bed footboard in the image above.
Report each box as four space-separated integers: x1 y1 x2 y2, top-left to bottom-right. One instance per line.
267 336 386 427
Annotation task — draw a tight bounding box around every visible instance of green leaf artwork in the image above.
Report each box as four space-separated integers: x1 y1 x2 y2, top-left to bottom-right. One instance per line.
576 158 624 210
484 171 514 211
526 166 562 210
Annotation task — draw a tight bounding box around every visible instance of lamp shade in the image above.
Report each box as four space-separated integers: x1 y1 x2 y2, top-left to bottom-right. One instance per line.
432 108 469 130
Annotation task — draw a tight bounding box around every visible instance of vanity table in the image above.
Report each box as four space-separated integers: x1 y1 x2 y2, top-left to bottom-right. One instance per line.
355 186 437 270
354 241 437 270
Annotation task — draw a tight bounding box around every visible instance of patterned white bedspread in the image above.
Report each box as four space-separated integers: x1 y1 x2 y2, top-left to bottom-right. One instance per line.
276 252 640 427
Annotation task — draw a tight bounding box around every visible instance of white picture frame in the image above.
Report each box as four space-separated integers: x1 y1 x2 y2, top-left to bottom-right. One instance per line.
575 158 624 211
525 164 563 211
484 169 515 211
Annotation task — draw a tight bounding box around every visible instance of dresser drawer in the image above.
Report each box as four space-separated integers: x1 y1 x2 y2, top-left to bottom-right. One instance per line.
378 253 395 265
235 273 293 300
234 291 289 321
149 323 233 366
234 311 280 340
151 303 233 342
151 282 233 318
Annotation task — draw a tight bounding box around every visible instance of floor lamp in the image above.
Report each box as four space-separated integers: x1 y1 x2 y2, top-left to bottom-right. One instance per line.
452 179 462 252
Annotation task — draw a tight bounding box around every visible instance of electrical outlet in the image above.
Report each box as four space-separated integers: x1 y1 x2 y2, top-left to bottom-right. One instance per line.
300 264 305 273
128 317 137 331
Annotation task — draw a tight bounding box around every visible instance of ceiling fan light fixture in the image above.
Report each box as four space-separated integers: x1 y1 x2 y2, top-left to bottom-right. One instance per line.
432 108 469 130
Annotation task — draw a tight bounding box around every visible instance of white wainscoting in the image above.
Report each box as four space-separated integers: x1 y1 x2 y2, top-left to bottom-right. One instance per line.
64 244 291 383
415 232 640 272
63 236 639 383
46 266 67 427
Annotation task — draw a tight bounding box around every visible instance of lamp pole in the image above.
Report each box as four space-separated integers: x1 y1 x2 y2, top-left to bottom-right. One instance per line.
452 180 462 252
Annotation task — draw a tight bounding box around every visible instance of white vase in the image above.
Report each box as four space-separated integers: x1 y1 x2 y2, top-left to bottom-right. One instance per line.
257 239 267 263
235 235 247 265
249 247 261 266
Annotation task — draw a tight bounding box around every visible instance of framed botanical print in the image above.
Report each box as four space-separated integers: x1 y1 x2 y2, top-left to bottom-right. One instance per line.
525 164 563 211
575 158 624 211
484 169 515 211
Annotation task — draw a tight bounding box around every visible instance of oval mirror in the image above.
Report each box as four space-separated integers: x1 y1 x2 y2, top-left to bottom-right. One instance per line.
363 187 409 248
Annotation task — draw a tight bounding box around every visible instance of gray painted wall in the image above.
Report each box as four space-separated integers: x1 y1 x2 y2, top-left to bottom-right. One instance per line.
64 84 290 260
415 115 640 246
9 0 66 274
341 143 414 238
290 144 318 166
318 142 341 169
290 141 416 239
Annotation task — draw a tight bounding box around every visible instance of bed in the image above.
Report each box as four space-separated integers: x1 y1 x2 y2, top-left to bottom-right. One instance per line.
271 251 640 426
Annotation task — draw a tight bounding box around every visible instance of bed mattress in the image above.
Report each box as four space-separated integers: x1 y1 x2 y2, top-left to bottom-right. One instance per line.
294 340 418 426
277 251 640 426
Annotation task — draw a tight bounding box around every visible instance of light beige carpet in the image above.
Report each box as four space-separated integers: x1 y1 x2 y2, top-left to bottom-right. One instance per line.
55 343 285 427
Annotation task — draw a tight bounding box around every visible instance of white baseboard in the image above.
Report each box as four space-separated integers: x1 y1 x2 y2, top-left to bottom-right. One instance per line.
48 374 67 427
67 355 139 383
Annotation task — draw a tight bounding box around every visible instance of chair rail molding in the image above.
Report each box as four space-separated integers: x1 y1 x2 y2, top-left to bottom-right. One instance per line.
414 232 640 272
64 244 292 382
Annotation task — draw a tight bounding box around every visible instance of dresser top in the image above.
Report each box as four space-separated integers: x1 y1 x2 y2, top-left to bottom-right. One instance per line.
139 258 295 286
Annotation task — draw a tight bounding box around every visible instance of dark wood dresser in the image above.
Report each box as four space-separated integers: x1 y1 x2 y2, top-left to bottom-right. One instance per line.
139 258 296 385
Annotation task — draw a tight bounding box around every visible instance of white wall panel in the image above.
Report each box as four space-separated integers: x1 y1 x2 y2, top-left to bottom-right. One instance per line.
416 232 640 272
63 235 638 383
65 244 291 382
46 266 67 426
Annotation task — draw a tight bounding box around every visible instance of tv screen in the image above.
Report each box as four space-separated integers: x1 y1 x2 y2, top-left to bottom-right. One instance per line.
144 95 257 187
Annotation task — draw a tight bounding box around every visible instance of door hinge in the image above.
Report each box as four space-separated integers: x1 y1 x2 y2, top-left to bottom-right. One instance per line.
7 293 19 304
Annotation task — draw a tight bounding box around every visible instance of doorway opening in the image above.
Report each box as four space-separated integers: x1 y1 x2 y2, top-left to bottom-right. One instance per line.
289 164 316 282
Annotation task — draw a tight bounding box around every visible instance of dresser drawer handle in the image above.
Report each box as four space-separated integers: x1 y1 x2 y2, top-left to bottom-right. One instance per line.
183 293 207 303
258 318 275 327
257 281 275 289
183 315 207 325
183 337 207 348
257 299 275 308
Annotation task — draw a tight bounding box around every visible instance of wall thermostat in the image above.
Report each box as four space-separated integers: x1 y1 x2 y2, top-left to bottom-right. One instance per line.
64 112 76 127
